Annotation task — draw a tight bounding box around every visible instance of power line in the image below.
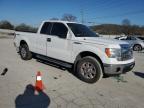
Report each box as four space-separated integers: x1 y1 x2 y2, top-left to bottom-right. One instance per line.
81 1 144 25
85 0 128 11
92 0 126 10
82 0 137 23
84 0 130 12
84 0 143 18
92 10 144 19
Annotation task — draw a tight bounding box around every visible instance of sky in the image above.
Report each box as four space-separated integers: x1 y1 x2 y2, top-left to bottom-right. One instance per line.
0 0 144 27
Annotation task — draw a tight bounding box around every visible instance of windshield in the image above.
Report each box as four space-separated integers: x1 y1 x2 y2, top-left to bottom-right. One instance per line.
67 23 99 37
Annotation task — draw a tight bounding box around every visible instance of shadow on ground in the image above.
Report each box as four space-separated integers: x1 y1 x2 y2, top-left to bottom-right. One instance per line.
15 84 50 108
133 71 144 78
137 51 144 53
35 58 112 80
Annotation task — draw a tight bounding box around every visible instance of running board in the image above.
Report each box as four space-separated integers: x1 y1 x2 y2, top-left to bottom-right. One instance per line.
36 55 72 68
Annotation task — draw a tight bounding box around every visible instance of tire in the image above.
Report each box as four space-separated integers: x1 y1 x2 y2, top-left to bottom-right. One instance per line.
19 44 32 60
133 44 142 51
76 56 103 83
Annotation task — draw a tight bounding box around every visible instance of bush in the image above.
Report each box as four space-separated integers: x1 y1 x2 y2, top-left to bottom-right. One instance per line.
15 23 37 33
0 20 14 30
91 24 144 35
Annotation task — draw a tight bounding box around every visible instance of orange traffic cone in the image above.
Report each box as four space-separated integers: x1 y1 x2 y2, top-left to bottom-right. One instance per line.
35 71 45 91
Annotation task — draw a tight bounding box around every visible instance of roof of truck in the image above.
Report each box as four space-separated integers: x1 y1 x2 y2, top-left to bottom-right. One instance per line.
42 20 81 24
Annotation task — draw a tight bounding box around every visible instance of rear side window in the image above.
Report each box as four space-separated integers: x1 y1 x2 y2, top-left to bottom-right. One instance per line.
121 38 126 40
138 37 144 40
125 37 136 40
51 23 68 38
40 22 52 35
131 37 136 40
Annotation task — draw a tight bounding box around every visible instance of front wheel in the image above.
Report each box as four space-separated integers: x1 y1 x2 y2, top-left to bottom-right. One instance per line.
19 44 32 60
76 56 103 83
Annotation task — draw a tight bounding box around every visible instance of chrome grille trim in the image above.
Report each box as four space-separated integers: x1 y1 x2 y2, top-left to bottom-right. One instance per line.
120 44 133 61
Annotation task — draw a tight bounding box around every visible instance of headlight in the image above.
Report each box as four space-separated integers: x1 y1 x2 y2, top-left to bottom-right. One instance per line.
105 48 121 59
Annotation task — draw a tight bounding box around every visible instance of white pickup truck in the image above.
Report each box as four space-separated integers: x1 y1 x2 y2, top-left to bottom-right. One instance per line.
14 20 135 83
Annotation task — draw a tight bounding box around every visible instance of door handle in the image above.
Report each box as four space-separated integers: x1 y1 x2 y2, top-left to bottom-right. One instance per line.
47 38 51 42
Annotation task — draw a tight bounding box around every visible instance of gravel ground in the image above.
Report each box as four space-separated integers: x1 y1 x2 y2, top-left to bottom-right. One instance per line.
0 37 144 108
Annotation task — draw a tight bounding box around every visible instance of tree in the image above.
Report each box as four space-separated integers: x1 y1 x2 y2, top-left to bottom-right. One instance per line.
15 23 37 33
61 14 77 22
122 19 131 26
121 19 131 35
91 24 122 35
50 18 59 20
0 20 14 30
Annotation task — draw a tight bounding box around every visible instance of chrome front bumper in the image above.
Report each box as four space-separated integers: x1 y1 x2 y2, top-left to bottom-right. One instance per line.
103 62 135 75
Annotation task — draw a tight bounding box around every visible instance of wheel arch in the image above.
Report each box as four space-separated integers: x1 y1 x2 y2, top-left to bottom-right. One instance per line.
74 51 104 73
133 44 142 47
20 40 28 46
19 39 31 50
19 40 32 60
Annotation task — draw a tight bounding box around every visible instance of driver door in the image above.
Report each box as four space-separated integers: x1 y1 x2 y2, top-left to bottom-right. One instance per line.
46 23 72 62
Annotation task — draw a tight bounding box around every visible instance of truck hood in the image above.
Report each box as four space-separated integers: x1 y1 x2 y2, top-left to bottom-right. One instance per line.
75 37 128 46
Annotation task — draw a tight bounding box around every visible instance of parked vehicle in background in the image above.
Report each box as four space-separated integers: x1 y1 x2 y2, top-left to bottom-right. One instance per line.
137 36 144 42
14 20 135 83
115 36 144 51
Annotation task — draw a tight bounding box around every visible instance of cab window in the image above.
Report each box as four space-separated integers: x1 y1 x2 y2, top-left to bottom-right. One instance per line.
51 23 68 38
40 22 52 35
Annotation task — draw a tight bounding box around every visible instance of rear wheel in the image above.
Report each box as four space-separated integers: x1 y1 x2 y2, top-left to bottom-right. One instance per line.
19 44 32 60
133 44 142 51
76 56 103 83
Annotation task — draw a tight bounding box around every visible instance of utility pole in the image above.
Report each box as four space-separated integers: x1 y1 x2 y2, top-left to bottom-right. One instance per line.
88 22 96 26
81 9 84 24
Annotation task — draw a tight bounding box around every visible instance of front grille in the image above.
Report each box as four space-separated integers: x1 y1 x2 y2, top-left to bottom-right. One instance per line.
120 44 133 61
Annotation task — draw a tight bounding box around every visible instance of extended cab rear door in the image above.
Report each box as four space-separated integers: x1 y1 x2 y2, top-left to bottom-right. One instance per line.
35 22 52 55
46 22 72 62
